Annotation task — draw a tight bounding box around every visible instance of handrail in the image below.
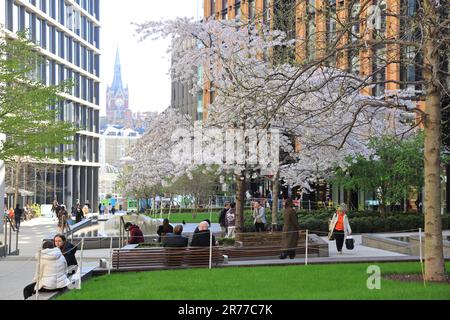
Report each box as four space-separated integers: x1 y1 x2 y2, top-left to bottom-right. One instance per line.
3 215 19 255
5 216 17 233
120 216 126 248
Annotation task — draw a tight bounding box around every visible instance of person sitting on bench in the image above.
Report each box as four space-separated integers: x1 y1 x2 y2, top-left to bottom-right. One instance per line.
191 221 216 247
54 234 78 273
23 241 71 300
125 222 145 244
157 219 174 243
163 225 188 247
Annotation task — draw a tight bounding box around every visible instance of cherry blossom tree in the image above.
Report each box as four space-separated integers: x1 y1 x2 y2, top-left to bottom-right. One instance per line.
134 0 449 281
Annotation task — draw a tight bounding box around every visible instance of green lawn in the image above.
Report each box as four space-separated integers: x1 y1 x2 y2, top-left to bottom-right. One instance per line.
58 262 450 300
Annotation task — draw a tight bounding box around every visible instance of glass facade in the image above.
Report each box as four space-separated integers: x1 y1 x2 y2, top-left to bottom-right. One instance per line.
1 0 100 211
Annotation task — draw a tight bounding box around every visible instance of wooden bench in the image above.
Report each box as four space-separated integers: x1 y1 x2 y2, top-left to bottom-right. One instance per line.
112 246 224 271
225 231 322 261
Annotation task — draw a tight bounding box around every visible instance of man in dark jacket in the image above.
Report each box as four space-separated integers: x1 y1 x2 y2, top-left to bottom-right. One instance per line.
280 198 301 260
191 221 216 247
163 225 188 248
125 222 144 244
218 202 230 234
193 219 211 234
14 204 23 231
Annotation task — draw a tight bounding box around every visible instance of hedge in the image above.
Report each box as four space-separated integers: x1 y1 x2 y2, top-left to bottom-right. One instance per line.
241 210 450 234
140 207 450 234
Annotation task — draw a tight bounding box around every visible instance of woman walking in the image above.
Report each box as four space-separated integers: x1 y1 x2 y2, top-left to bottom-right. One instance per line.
280 198 300 259
329 203 352 254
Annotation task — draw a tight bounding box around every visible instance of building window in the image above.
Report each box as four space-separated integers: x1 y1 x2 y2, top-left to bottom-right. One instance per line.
263 0 270 25
327 0 337 51
235 1 241 20
307 0 316 61
348 1 360 74
249 0 256 21
210 0 215 17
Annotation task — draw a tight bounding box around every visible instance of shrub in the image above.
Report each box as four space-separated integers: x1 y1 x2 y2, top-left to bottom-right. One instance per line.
217 238 235 246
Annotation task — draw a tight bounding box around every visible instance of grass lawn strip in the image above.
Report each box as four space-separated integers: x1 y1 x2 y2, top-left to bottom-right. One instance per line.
58 262 450 300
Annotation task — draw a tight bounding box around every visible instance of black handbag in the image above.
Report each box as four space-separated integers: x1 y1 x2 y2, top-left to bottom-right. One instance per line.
345 237 355 250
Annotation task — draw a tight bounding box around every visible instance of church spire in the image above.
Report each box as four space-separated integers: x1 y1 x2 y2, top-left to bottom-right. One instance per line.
111 47 123 92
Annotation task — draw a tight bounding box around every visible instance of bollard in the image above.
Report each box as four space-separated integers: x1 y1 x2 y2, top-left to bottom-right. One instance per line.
305 230 309 266
108 237 113 275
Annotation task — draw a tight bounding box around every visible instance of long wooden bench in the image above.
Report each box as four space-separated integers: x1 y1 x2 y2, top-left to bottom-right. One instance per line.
112 246 224 271
225 231 323 261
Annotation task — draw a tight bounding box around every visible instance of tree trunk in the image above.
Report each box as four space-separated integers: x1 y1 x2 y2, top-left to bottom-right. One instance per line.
379 203 386 218
271 172 280 231
422 0 447 282
235 173 246 241
346 189 351 210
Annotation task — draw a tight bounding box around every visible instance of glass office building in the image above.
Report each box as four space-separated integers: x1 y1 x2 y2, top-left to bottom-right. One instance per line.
1 0 101 211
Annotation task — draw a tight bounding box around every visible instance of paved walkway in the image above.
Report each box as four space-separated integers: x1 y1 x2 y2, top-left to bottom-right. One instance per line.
1 217 449 300
0 217 103 300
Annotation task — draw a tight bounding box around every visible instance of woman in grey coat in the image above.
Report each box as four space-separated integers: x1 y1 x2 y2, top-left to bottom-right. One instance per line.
280 198 300 259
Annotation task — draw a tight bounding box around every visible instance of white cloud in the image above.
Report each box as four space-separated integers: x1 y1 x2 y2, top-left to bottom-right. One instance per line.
100 0 201 115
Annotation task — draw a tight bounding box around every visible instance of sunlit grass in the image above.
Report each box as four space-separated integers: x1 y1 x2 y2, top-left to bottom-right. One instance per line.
58 262 450 300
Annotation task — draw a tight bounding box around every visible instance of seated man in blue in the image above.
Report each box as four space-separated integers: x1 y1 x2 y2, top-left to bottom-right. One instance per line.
163 225 188 248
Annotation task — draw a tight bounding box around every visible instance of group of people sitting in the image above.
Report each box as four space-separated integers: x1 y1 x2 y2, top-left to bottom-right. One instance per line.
124 219 217 248
23 234 78 300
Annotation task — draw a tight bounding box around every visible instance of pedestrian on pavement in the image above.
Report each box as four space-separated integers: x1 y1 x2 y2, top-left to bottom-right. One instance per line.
23 241 71 300
219 202 231 234
82 205 90 218
328 203 352 255
74 204 83 223
111 205 116 215
98 202 102 215
14 204 23 231
225 203 236 239
8 207 14 220
253 201 267 232
57 205 69 233
280 198 300 260
51 200 60 221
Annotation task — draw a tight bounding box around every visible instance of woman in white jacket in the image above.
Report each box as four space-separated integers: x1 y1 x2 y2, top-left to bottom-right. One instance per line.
328 203 352 254
23 241 71 299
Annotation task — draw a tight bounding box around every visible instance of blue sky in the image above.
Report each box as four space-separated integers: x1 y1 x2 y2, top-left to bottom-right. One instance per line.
100 0 202 115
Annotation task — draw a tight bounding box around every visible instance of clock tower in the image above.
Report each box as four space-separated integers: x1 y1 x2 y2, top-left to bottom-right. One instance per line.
106 48 132 127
